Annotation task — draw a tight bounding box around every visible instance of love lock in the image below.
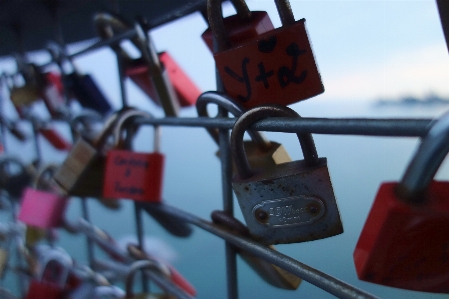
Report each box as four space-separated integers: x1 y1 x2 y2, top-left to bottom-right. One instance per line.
354 112 449 293
231 105 343 245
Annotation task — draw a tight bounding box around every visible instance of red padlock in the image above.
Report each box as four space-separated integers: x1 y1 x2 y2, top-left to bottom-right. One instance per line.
39 125 72 151
41 72 66 118
103 109 164 202
18 165 68 229
201 0 274 52
126 52 201 108
209 0 324 109
25 246 72 299
354 112 449 293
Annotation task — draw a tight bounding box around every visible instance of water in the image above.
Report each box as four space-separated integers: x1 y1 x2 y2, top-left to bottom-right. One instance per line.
2 99 449 298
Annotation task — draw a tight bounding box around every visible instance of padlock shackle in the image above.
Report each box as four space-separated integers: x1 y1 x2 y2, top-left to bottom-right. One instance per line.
207 0 252 51
125 260 170 297
33 164 58 191
70 110 104 141
196 91 271 150
231 105 319 179
397 112 449 203
35 245 72 286
274 0 295 26
94 13 161 75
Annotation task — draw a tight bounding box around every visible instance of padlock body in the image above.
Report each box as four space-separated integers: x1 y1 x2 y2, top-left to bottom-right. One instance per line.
232 158 342 244
18 188 68 229
218 141 291 174
39 127 72 151
354 181 449 293
54 138 104 197
202 11 274 52
125 52 200 108
42 72 65 117
25 280 64 299
215 19 324 109
103 150 164 202
65 73 113 116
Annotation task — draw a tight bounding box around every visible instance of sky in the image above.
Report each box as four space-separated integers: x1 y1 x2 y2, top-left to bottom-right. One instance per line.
1 0 449 111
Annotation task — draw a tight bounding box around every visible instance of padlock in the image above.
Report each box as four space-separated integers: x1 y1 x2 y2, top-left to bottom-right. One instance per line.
127 244 197 297
0 156 32 198
41 71 67 118
196 91 291 172
125 260 175 299
209 0 324 109
53 108 136 199
202 0 274 52
103 110 164 202
211 210 301 289
231 105 343 244
25 245 72 299
47 41 114 116
18 164 68 229
95 13 189 116
125 51 201 108
354 112 449 293
38 125 72 151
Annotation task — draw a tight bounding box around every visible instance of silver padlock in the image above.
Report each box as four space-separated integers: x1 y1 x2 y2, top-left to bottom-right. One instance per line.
231 105 343 245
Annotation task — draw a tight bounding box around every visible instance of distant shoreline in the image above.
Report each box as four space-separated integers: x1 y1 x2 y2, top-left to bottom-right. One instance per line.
374 95 449 107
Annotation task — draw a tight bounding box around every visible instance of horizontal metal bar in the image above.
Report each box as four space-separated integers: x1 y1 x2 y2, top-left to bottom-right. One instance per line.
147 203 380 299
135 116 433 137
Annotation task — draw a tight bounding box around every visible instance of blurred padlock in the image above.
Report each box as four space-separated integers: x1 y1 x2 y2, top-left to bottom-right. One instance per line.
127 244 197 297
354 112 449 293
41 71 67 118
0 156 32 198
47 42 114 116
202 0 274 52
25 246 72 299
209 0 324 109
95 13 198 116
103 110 164 202
18 164 68 229
125 260 175 299
231 105 343 244
211 210 301 289
196 91 291 172
53 109 130 199
30 116 72 151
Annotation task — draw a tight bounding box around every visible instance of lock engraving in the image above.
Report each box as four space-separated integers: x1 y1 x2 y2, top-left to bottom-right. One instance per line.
253 196 324 227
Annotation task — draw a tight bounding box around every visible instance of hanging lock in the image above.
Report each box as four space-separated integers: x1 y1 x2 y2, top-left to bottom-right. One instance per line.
54 109 137 201
127 244 197 297
202 0 274 52
211 210 301 289
354 112 449 293
47 42 113 116
95 13 185 117
40 71 68 119
196 91 291 172
209 0 324 109
103 110 165 203
231 105 343 244
25 246 72 299
125 260 175 299
18 164 68 229
0 156 32 198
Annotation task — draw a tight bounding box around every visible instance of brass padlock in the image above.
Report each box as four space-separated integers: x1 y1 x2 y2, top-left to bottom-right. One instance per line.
211 210 301 289
196 91 291 172
54 109 147 200
231 105 343 245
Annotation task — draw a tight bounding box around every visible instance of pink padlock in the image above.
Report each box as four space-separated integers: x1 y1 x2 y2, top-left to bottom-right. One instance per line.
18 188 68 229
